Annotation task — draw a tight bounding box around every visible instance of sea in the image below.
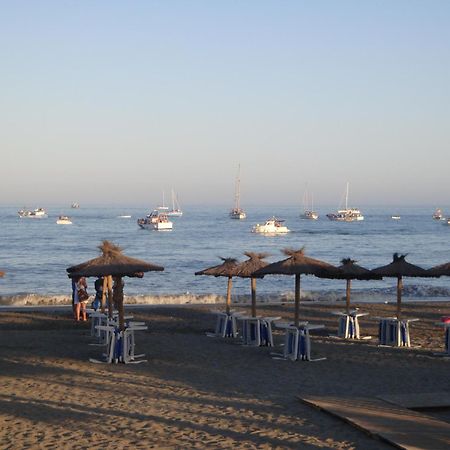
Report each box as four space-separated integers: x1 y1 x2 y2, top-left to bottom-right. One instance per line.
0 205 449 307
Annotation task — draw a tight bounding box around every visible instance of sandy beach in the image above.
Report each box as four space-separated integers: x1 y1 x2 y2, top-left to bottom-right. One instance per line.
1 300 450 449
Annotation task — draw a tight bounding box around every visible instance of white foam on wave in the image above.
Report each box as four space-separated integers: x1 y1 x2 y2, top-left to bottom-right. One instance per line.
1 284 449 307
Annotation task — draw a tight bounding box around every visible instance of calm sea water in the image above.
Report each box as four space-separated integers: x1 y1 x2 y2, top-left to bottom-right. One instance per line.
0 205 449 302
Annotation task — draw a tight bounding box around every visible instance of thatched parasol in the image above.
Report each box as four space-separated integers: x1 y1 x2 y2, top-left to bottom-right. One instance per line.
318 258 382 314
195 258 240 314
67 241 164 330
372 253 428 320
253 248 337 327
235 252 269 317
427 262 450 277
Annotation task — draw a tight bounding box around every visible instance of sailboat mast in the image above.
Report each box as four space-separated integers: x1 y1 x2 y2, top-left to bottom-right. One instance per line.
345 182 349 210
235 164 241 210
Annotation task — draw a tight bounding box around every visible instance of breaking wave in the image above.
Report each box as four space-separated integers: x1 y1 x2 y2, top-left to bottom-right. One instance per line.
1 284 449 307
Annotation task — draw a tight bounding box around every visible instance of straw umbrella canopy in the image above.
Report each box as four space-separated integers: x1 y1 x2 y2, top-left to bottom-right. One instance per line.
372 253 428 320
253 248 337 327
318 258 382 314
427 262 450 277
195 258 240 314
235 252 269 317
67 241 164 330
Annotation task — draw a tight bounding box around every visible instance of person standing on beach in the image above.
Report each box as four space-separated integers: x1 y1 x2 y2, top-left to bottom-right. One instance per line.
92 276 103 311
71 276 88 321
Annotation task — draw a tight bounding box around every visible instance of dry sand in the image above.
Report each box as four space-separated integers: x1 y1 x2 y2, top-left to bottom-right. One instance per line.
1 301 449 449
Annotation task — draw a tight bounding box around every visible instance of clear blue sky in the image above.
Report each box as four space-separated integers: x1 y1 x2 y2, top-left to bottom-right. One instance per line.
1 1 449 207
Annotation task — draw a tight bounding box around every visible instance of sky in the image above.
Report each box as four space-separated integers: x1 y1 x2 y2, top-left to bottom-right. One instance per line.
1 1 449 207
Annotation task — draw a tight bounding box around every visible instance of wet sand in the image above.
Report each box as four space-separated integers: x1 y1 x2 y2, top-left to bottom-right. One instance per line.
1 301 449 449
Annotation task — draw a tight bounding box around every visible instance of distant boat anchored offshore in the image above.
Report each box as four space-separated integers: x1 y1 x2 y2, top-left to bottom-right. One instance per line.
167 189 183 217
327 182 364 222
432 208 444 220
56 215 72 225
18 208 48 219
252 217 290 234
230 164 246 219
71 202 80 209
300 186 319 220
137 209 173 231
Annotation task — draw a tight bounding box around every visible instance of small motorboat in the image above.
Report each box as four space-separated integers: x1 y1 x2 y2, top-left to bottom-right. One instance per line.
138 211 173 230
391 215 401 220
300 210 319 220
56 215 72 225
433 208 444 220
18 208 48 219
252 217 290 234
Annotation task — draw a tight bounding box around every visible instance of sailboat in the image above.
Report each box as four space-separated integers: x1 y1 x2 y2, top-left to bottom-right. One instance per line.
327 182 364 222
300 186 319 220
229 164 246 219
167 189 183 217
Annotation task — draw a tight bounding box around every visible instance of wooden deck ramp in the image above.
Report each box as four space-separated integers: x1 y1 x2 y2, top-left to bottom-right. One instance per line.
300 395 450 450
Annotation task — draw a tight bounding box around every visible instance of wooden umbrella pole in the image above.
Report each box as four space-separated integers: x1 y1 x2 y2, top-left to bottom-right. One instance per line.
346 279 351 315
226 276 232 315
294 273 300 327
251 277 257 317
107 275 113 319
397 276 403 320
101 276 108 313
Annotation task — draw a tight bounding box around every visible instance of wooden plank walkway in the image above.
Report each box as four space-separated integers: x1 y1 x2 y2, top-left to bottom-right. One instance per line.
300 395 450 450
377 392 450 410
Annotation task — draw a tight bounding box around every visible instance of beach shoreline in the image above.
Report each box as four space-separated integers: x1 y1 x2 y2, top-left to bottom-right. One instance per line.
1 302 450 448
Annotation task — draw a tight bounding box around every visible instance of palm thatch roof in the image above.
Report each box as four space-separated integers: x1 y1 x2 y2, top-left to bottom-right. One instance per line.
195 258 240 277
67 241 164 278
235 252 269 278
372 253 428 278
253 247 336 277
427 262 450 277
319 258 382 280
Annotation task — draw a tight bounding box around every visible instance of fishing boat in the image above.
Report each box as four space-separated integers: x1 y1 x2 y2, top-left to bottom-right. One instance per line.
327 183 364 222
229 164 246 219
432 208 444 220
167 189 183 217
252 217 290 234
18 208 48 219
300 186 319 220
56 215 72 225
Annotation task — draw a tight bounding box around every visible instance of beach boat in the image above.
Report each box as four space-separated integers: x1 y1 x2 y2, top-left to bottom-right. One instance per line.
300 186 319 220
230 164 246 219
432 208 444 220
18 207 48 219
167 189 183 217
252 217 290 234
327 183 364 222
56 215 72 225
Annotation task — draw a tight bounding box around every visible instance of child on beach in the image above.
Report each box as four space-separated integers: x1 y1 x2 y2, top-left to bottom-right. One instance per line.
72 276 88 321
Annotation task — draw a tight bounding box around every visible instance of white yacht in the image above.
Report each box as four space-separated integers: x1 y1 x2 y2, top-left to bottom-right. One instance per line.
327 183 364 222
18 208 48 219
229 164 246 219
252 217 290 234
137 210 173 230
56 215 72 225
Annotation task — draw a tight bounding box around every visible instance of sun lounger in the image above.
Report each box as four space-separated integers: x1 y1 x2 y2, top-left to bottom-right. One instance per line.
238 316 281 347
378 317 419 347
274 322 325 361
332 311 369 339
